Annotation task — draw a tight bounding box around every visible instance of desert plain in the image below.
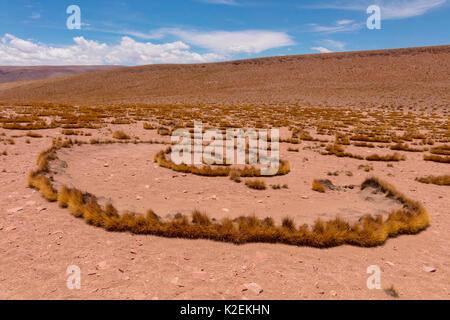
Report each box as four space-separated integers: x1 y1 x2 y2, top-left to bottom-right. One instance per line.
0 45 449 299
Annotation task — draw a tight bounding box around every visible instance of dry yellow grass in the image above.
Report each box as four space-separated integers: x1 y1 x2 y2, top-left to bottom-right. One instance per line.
112 130 130 140
245 179 267 190
423 154 450 163
416 175 450 186
28 140 431 248
312 179 326 193
366 153 406 162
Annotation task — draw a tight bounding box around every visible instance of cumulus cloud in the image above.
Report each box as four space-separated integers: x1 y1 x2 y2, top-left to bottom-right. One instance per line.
0 34 223 65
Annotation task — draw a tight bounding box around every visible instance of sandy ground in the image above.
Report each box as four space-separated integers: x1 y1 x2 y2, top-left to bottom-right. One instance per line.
51 143 402 225
0 125 449 300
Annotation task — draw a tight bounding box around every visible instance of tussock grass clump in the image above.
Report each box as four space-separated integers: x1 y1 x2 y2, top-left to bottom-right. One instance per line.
366 153 406 162
322 144 364 160
143 123 155 130
27 173 58 201
112 130 130 140
157 127 171 136
154 147 290 177
384 285 399 298
229 170 241 183
390 143 422 152
26 131 43 138
27 139 430 248
416 175 450 186
271 184 289 189
430 145 450 156
245 179 267 190
423 154 450 163
312 179 326 193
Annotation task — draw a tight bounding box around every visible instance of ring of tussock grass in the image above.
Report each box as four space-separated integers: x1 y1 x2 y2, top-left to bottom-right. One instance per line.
154 146 291 177
27 138 430 248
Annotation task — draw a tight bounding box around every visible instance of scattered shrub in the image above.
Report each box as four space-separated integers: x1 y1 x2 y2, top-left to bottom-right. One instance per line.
416 175 450 186
245 179 267 190
312 179 326 193
112 130 130 140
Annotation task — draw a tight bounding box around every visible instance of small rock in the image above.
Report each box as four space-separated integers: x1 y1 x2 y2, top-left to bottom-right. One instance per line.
104 163 109 167
145 185 150 189
25 201 36 207
385 261 395 266
96 261 108 270
7 207 23 214
243 283 263 295
130 249 137 254
257 200 263 203
211 195 217 200
222 208 230 212
423 266 436 273
36 207 47 212
192 271 210 281
6 226 17 231
330 290 337 297
136 195 142 200
182 190 188 193
301 195 309 199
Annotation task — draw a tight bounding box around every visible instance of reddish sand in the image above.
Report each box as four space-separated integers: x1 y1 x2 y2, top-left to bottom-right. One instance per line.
0 124 448 300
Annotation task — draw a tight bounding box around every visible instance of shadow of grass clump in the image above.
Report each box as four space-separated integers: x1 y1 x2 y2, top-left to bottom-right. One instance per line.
27 139 430 248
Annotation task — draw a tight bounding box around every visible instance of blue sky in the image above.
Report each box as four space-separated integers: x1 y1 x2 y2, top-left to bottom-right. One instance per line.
0 0 449 65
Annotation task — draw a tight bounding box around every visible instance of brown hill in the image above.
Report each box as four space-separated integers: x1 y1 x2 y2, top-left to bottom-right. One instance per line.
0 46 449 107
0 65 122 84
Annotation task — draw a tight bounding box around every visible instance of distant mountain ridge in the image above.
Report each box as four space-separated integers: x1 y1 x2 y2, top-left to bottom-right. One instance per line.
0 66 122 83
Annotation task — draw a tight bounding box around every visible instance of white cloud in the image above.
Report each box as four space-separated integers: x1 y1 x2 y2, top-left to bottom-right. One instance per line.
303 0 447 20
337 19 354 25
126 28 294 54
198 0 239 5
30 13 41 19
322 39 346 50
309 21 363 33
0 34 223 66
311 47 333 53
379 0 447 19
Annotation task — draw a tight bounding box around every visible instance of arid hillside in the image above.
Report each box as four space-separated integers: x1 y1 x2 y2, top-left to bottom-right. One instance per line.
0 66 121 84
0 45 449 107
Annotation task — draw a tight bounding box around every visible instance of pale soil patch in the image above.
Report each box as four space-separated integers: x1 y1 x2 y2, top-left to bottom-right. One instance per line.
51 143 402 225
